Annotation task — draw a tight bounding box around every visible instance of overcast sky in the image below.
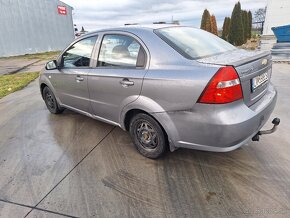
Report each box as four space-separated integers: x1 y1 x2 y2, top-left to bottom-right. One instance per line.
61 0 267 31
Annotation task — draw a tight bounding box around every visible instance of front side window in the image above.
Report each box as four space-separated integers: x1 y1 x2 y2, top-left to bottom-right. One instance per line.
98 34 144 68
62 36 97 68
155 27 236 60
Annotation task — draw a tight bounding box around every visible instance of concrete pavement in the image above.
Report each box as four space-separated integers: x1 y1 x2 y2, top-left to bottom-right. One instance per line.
0 58 40 75
0 54 52 75
18 60 47 73
0 64 290 218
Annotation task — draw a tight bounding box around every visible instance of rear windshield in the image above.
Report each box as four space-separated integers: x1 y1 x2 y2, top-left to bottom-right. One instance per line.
155 27 236 60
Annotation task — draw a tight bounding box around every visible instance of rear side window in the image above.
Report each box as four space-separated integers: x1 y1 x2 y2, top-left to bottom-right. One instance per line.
62 36 97 68
97 34 145 68
155 27 236 60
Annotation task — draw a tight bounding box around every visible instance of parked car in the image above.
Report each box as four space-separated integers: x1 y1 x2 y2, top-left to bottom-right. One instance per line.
40 25 278 158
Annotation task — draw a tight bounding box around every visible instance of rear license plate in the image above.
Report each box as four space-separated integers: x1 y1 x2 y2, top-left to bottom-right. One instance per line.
251 72 268 91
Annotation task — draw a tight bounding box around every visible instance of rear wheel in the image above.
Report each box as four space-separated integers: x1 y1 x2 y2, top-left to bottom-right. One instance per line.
43 86 64 114
129 113 167 159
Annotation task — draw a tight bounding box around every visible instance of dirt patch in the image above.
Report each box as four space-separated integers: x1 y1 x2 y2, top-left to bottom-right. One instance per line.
238 38 260 50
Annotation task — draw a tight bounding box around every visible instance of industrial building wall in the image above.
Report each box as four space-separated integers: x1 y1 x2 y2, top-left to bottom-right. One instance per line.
0 0 75 57
263 0 290 35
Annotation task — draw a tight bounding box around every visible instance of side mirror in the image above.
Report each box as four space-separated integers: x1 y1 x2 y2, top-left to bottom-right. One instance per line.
45 60 58 70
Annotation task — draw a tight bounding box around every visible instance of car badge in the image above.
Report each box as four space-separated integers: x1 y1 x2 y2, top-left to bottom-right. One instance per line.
262 59 268 65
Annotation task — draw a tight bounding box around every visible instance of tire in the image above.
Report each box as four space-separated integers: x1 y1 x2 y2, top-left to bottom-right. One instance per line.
129 113 167 159
42 86 64 114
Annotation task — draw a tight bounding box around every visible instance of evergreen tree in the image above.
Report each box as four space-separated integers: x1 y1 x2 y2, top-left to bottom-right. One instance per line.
228 2 244 46
226 17 231 39
200 9 212 32
242 10 249 41
222 17 231 40
248 11 252 39
210 15 218 35
222 17 228 40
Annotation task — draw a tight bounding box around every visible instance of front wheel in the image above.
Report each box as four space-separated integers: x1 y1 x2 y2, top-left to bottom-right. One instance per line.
43 86 64 114
129 113 167 159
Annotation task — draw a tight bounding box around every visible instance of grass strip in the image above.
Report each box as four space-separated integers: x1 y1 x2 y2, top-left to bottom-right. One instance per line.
0 72 39 99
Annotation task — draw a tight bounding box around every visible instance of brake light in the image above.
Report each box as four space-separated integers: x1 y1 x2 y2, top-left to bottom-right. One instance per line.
198 66 243 104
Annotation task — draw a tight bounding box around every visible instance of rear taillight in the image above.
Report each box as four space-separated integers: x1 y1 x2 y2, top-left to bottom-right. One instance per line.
198 66 243 104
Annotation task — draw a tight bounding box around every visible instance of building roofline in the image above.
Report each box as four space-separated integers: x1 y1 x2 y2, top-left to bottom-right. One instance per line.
59 0 74 10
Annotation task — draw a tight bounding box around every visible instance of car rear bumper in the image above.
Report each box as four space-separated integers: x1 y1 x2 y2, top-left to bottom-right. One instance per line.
153 83 277 152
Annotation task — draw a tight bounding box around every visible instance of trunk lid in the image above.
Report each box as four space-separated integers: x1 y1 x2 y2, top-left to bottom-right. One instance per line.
197 49 272 106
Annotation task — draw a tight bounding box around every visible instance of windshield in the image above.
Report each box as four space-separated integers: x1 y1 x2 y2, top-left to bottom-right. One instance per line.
155 27 236 60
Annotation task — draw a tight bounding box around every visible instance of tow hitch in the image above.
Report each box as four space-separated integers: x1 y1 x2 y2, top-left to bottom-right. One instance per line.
252 118 280 141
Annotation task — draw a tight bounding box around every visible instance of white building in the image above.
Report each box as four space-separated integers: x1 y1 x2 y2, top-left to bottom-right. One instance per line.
263 0 290 35
0 0 74 57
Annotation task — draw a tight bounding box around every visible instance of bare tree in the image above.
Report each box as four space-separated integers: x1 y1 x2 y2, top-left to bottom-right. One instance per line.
253 7 266 32
254 7 266 23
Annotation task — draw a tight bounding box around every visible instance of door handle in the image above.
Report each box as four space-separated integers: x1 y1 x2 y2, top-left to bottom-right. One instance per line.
75 76 84 82
120 78 134 87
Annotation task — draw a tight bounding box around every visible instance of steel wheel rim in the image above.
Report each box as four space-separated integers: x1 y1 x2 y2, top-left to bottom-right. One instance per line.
45 91 55 110
136 121 158 150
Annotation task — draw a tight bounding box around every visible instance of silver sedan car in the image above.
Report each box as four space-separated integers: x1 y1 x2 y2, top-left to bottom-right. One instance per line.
40 25 278 158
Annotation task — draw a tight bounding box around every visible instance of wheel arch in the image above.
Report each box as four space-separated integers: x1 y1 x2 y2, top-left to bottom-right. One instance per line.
39 74 61 105
40 83 48 99
123 108 179 152
123 109 150 131
120 96 165 130
120 97 179 152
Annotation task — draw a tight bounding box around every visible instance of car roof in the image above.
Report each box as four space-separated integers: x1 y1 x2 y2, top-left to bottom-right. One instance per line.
93 24 178 32
78 25 194 39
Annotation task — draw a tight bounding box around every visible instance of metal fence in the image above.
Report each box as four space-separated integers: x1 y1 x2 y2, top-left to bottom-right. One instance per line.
0 0 74 57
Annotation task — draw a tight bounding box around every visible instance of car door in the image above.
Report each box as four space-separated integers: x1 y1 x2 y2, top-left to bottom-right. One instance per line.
88 33 148 124
52 35 98 113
